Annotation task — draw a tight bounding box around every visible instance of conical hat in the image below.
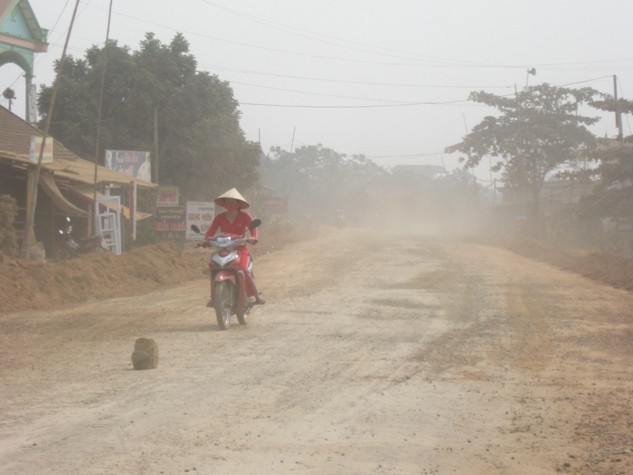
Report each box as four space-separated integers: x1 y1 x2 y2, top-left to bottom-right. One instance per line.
214 188 250 209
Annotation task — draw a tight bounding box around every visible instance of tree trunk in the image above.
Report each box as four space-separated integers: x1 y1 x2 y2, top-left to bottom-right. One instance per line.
528 184 542 239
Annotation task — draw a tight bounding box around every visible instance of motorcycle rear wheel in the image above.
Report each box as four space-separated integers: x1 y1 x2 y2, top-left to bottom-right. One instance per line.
214 281 233 330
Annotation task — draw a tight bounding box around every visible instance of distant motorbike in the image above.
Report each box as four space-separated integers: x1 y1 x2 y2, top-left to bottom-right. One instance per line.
191 219 261 330
55 217 109 260
335 209 346 229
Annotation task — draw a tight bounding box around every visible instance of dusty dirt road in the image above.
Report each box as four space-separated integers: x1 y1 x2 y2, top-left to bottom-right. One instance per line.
1 228 632 475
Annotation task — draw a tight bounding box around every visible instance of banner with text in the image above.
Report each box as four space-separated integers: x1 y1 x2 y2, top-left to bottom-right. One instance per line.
186 201 215 240
156 186 180 208
105 150 151 182
155 206 186 236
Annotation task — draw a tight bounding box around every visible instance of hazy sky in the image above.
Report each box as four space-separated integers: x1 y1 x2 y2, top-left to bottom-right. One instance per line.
2 0 633 183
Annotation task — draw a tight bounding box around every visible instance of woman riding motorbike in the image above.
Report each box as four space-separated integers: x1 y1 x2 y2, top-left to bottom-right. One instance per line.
205 188 265 307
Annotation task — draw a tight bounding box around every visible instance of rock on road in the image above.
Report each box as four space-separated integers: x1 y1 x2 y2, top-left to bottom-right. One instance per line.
1 227 632 475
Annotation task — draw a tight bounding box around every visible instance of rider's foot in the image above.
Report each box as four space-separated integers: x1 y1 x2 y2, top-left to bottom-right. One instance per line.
255 297 266 305
206 299 213 308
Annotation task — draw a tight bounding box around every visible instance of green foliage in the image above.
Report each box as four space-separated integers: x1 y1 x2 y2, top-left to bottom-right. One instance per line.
579 97 633 222
447 84 598 188
0 194 18 256
581 142 633 221
446 83 599 235
37 33 260 201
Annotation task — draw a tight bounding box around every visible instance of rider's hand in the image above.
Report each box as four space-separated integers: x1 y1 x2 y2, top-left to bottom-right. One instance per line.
248 238 258 245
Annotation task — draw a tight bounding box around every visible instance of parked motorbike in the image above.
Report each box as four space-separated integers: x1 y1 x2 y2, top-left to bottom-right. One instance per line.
55 217 109 260
191 219 261 330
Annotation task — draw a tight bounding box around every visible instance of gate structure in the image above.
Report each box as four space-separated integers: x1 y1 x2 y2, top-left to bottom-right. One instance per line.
95 195 122 255
0 0 48 124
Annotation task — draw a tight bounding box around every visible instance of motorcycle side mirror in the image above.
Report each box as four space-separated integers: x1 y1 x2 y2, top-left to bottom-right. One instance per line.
190 224 202 234
249 218 262 230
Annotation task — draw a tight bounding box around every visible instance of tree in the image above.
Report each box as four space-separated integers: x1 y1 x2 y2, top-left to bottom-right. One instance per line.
580 97 633 222
446 83 598 236
261 145 388 224
38 33 260 200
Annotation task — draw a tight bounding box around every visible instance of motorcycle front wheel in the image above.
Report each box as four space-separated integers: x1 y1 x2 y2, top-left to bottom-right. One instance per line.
214 281 233 330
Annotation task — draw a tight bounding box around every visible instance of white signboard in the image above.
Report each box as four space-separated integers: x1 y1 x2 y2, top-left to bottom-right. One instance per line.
29 136 53 163
28 84 38 125
105 150 151 182
186 201 215 240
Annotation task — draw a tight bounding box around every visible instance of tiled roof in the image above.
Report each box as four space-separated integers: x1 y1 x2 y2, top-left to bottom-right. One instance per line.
0 105 156 188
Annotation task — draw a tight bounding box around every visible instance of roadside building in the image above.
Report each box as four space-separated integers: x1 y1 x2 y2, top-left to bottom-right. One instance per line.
0 105 156 257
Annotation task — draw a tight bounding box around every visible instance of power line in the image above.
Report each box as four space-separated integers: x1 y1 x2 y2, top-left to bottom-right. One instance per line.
198 0 492 67
230 81 417 103
239 99 474 109
239 76 617 108
206 64 514 90
103 8 454 67
94 3 633 72
198 1 633 72
364 151 446 159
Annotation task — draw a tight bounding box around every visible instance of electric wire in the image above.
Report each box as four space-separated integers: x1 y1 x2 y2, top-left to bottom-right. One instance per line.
26 2 633 108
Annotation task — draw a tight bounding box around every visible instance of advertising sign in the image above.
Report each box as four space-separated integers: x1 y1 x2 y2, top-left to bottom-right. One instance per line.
186 201 215 240
155 206 186 236
105 150 151 182
28 84 38 125
156 186 180 208
29 136 54 164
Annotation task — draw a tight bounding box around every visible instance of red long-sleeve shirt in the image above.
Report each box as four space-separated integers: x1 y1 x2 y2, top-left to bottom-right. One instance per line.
204 211 258 240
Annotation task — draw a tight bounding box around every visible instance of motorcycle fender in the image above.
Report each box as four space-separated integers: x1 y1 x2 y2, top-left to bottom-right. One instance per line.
214 272 236 285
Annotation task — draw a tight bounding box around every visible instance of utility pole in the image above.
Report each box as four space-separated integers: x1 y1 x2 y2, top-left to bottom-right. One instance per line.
92 0 114 232
22 0 81 258
153 107 159 183
614 75 623 141
290 126 296 153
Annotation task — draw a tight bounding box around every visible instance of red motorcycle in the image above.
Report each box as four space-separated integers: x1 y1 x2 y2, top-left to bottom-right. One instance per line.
191 219 261 330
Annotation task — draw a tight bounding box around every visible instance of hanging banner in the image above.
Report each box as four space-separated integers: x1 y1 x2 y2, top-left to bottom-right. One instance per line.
156 186 180 208
155 206 186 236
105 150 152 182
29 136 54 164
186 201 215 240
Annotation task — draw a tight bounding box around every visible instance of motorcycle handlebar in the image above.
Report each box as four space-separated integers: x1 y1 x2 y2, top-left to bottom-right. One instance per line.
195 235 257 249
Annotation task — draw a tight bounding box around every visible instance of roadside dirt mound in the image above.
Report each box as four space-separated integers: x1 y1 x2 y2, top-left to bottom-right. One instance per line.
0 222 311 314
507 239 633 292
5 228 631 314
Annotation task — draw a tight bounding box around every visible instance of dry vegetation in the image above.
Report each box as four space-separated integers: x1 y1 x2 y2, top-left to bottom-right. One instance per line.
507 239 633 292
0 221 311 313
